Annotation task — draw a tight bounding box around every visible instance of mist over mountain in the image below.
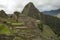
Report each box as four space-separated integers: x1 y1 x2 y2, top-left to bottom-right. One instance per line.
43 9 60 16
43 9 60 15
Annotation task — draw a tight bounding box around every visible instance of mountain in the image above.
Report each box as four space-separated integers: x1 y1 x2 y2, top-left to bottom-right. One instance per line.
22 2 42 19
43 9 60 15
55 13 60 18
0 2 59 40
22 2 60 35
0 10 8 18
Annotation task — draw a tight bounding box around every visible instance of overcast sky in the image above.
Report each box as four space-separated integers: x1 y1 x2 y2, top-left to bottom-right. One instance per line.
0 0 60 14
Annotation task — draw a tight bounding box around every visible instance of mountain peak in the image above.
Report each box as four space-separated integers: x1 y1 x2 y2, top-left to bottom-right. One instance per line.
22 2 41 19
27 2 34 5
24 2 35 9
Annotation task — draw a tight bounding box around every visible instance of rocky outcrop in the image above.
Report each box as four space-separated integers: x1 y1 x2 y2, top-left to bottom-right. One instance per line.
0 34 15 40
10 11 21 22
22 2 42 19
0 10 8 18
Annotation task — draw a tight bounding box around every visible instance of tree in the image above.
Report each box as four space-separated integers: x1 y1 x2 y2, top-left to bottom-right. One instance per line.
38 21 44 32
14 11 20 23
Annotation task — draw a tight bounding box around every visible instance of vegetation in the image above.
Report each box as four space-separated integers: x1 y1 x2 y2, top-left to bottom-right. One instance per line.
39 13 60 34
6 21 24 26
0 10 8 18
15 37 24 40
14 11 20 23
0 2 60 40
11 23 24 26
0 23 18 35
38 21 44 32
0 24 10 35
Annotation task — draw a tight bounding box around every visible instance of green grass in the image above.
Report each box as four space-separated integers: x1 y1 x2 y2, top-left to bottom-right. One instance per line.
0 24 10 35
6 21 24 26
58 37 60 40
40 25 56 38
15 37 24 40
11 23 24 25
0 23 18 35
11 30 18 33
20 29 33 33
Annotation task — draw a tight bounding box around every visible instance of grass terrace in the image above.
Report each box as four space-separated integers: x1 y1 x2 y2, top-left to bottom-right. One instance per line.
0 23 18 35
0 24 10 35
6 20 24 26
11 23 24 26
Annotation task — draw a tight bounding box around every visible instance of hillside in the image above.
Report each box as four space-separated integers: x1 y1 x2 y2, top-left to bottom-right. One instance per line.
11 16 58 40
0 10 8 18
43 9 60 15
55 13 60 18
22 2 60 35
0 2 60 40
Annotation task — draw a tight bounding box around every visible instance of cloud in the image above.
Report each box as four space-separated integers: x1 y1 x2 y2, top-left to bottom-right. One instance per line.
0 0 60 14
37 0 60 11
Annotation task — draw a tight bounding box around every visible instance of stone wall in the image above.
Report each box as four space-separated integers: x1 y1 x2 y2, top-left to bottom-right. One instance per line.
0 34 15 40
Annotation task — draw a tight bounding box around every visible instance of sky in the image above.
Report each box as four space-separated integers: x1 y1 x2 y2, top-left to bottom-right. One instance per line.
0 0 60 14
